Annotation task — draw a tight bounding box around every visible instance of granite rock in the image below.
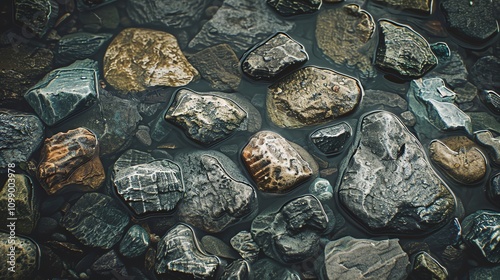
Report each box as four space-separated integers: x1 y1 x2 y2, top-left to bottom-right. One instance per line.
462 210 500 263
252 258 301 280
230 231 260 263
14 0 58 37
372 0 432 13
267 0 321 16
0 232 39 279
310 122 352 155
56 32 113 65
470 56 500 92
409 252 448 280
475 130 500 165
0 174 38 234
119 225 150 258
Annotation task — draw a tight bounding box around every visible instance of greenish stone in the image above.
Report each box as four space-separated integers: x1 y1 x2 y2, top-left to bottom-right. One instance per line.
119 225 150 258
0 232 39 279
468 112 500 134
56 32 113 65
410 252 448 280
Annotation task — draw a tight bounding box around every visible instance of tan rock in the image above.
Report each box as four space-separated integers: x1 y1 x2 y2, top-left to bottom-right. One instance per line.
103 28 198 92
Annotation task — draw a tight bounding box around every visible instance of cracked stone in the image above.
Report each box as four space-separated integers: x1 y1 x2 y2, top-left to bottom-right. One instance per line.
119 225 150 258
230 231 260 263
14 0 58 37
310 122 352 155
372 0 432 13
462 210 500 264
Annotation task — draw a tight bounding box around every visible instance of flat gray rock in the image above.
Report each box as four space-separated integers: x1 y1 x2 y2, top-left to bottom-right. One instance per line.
462 210 500 263
470 56 500 92
363 89 408 112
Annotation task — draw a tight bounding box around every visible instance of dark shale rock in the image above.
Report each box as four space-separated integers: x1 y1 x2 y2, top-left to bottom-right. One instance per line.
322 237 409 280
308 178 334 203
91 250 128 277
488 173 500 206
316 4 376 79
337 111 456 234
0 232 39 279
429 51 468 89
267 0 321 16
220 260 251 280
0 110 44 168
375 20 437 78
155 224 219 278
363 90 408 112
188 0 294 53
230 231 260 263
135 125 152 146
119 225 150 258
175 150 258 233
251 195 328 263
469 265 500 280
480 90 500 114
310 122 352 155
201 235 240 259
56 32 113 65
468 112 500 135
462 210 500 263
24 59 99 126
372 0 432 13
0 174 38 234
61 193 129 249
252 258 301 280
430 42 451 62
470 56 500 92
409 252 448 280
14 0 58 37
242 32 308 80
267 66 363 128
475 130 500 165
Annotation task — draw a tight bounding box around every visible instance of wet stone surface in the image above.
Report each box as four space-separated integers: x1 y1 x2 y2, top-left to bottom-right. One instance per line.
475 130 500 165
410 251 448 280
470 56 500 92
220 259 251 280
14 0 58 38
252 258 301 280
310 122 352 155
0 174 38 234
230 231 260 263
489 173 500 206
363 89 408 112
0 232 38 279
480 90 500 114
372 0 432 13
462 210 500 264
56 32 113 65
119 225 150 258
91 249 128 277
267 0 321 16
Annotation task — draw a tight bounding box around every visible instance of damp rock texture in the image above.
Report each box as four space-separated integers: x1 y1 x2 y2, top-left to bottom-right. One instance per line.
337 111 456 234
24 59 99 126
188 0 294 53
91 250 128 277
56 32 113 65
119 225 150 258
252 258 301 280
230 231 260 263
372 0 432 13
462 210 500 264
375 20 437 78
165 89 248 145
308 178 334 203
310 122 352 155
470 56 500 92
0 110 44 168
316 4 376 79
322 237 410 280
242 131 313 193
175 150 258 233
103 28 198 92
37 127 105 195
0 232 38 279
267 66 362 128
267 0 321 16
220 260 251 280
410 252 448 280
480 90 500 114
241 32 308 80
14 0 58 37
61 193 129 249
251 195 328 263
489 174 500 207
363 90 408 112
0 174 38 234
155 224 219 278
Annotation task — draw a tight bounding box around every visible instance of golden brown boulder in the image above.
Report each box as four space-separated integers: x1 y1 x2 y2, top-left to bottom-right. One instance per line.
38 127 105 195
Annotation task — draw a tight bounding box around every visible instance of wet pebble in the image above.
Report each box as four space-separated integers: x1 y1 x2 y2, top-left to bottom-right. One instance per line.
119 225 150 258
267 0 321 16
310 122 352 155
0 232 39 278
470 56 500 92
56 32 113 65
308 178 334 203
409 252 448 280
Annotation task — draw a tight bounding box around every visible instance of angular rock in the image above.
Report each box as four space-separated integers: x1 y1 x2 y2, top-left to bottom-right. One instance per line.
38 127 105 195
230 231 260 263
201 235 240 259
242 32 308 80
91 250 128 277
375 20 437 78
24 59 99 126
112 149 154 175
0 174 38 234
252 258 301 280
310 122 352 155
119 225 150 258
489 173 500 206
188 44 241 91
410 252 448 280
400 111 417 127
0 110 44 168
56 32 113 65
103 28 198 92
242 131 313 193
337 111 456 234
316 4 376 79
462 210 500 263
0 232 39 279
61 193 129 249
480 90 500 114
322 237 409 280
175 150 258 233
188 0 294 53
267 0 321 16
363 90 408 112
475 130 500 165
372 0 432 13
470 56 500 92
308 178 334 203
430 42 451 62
220 260 251 280
14 0 58 37
468 112 500 135
267 66 363 128
251 195 328 263
155 224 219 278
135 125 152 146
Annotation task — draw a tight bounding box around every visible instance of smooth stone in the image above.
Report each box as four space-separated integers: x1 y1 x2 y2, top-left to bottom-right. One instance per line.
480 90 500 114
322 237 409 280
400 111 417 127
103 28 198 92
61 193 129 249
79 4 120 30
316 4 376 79
188 44 241 92
230 231 260 263
372 0 432 13
188 0 294 53
119 225 150 258
430 42 451 62
267 0 321 16
475 130 500 165
0 232 38 279
175 150 258 233
410 252 448 280
24 59 99 126
242 32 308 80
267 66 363 128
375 20 437 78
40 196 65 216
441 0 498 42
56 32 113 65
428 51 468 89
220 144 239 156
470 56 500 92
488 173 500 206
91 250 128 277
468 112 500 134
35 217 57 235
308 178 334 203
155 224 219 278
469 265 500 280
363 90 408 112
252 258 301 280
337 111 456 234
462 210 500 263
0 110 44 168
251 195 329 263
220 260 251 280
14 0 58 37
201 235 240 259
310 122 352 155
0 174 38 234
242 131 313 193
126 0 207 29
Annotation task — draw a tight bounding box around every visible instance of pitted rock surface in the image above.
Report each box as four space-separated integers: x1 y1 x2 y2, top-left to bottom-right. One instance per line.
242 131 313 193
104 28 198 92
462 210 500 264
176 150 258 233
372 0 432 13
310 122 352 155
267 0 321 16
38 127 105 195
337 111 456 234
267 66 363 128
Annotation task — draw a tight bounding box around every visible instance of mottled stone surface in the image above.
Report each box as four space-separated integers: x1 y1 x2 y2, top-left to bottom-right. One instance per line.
61 193 129 249
429 51 468 89
372 0 432 13
267 66 363 128
363 90 408 112
252 258 301 279
489 174 500 206
38 127 105 195
338 111 456 234
24 59 99 126
201 235 239 259
56 32 113 65
308 178 334 203
14 0 58 37
176 150 258 233
480 90 500 114
475 130 500 165
155 224 219 278
267 0 321 16
310 122 352 155
127 0 207 29
252 195 328 263
468 112 500 135
0 110 44 168
188 0 294 53
470 56 500 92
119 225 150 258
242 131 313 193
462 210 500 263
104 28 198 92
242 32 308 80
188 44 241 91
469 265 500 280
410 252 448 280
220 260 251 280
0 232 38 279
375 20 437 78
322 237 409 280
230 231 260 263
316 4 376 79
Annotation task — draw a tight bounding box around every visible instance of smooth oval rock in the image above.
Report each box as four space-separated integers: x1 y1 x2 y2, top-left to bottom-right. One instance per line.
103 28 198 92
0 232 39 279
308 178 334 203
119 225 150 258
310 122 352 155
267 0 321 16
462 210 500 264
267 66 363 128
